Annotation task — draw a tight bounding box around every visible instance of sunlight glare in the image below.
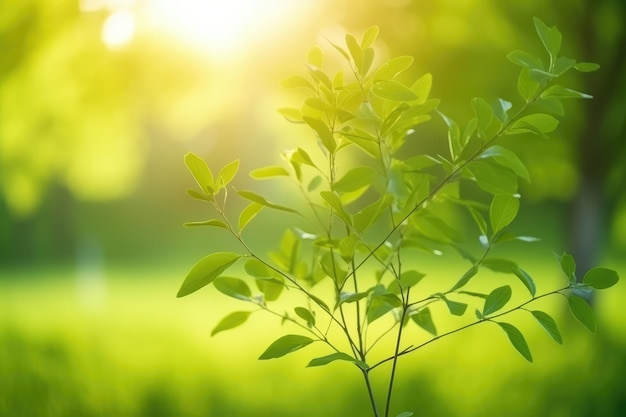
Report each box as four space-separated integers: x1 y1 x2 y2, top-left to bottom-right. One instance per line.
102 10 136 49
145 0 311 58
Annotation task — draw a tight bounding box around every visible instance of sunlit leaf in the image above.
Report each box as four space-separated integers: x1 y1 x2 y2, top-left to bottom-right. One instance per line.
471 97 495 138
541 85 592 100
583 267 619 290
332 166 377 194
553 56 576 75
372 80 419 101
468 161 519 195
372 55 414 81
256 277 285 302
439 111 461 161
531 310 562 344
184 219 229 229
250 166 290 179
177 253 242 297
509 113 559 136
237 190 298 213
396 412 414 417
307 352 368 369
493 98 512 123
216 159 239 190
507 49 543 70
360 25 379 49
497 322 533 362
568 295 596 333
479 145 530 182
281 75 314 90
410 73 432 104
214 277 252 301
345 33 363 72
483 285 512 316
303 116 336 152
277 107 303 123
258 335 315 360
307 46 323 68
533 17 562 59
211 311 251 336
517 67 540 101
490 194 520 234
320 191 352 225
238 202 264 232
184 152 214 194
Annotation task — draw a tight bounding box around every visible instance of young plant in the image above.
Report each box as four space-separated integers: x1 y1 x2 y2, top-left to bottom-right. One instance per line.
177 18 619 417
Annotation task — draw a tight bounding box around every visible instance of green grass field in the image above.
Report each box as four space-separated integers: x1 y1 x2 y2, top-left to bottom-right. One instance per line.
1 257 625 417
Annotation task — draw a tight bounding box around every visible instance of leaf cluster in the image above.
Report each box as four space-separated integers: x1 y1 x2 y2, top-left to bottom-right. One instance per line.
177 19 619 417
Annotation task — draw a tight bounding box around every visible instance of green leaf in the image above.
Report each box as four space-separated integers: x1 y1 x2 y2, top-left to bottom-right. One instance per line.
256 277 285 302
541 85 592 100
367 294 402 323
493 98 513 123
177 253 242 297
471 97 495 137
237 190 298 213
490 194 520 234
575 62 600 72
497 322 533 362
281 75 314 90
469 160 519 195
244 258 276 279
479 145 530 182
345 33 363 72
509 113 559 136
559 252 576 284
553 56 576 75
217 159 239 189
211 311 251 336
411 307 437 336
400 270 426 289
184 219 229 229
481 258 536 296
361 47 375 77
258 335 315 360
439 111 461 161
213 277 252 301
332 166 377 194
372 56 414 81
307 46 323 68
437 295 467 316
449 266 479 292
184 152 214 194
303 116 336 152
507 50 543 70
307 352 363 368
250 166 290 179
483 285 512 316
583 267 619 290
320 191 352 225
531 310 562 344
361 25 379 49
239 202 264 232
517 67 540 101
411 73 432 104
294 307 316 328
533 17 562 59
396 412 414 417
568 295 596 333
186 189 212 201
372 80 419 101
277 107 303 123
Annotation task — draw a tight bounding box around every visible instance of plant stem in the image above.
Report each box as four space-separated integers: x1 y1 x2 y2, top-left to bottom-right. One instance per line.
363 369 381 417
369 286 569 371
384 292 409 417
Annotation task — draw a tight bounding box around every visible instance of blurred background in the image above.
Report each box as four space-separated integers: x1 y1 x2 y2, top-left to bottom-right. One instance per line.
1 0 625 416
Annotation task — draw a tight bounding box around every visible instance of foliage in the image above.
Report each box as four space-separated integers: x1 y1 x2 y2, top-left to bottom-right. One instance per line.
178 19 619 417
